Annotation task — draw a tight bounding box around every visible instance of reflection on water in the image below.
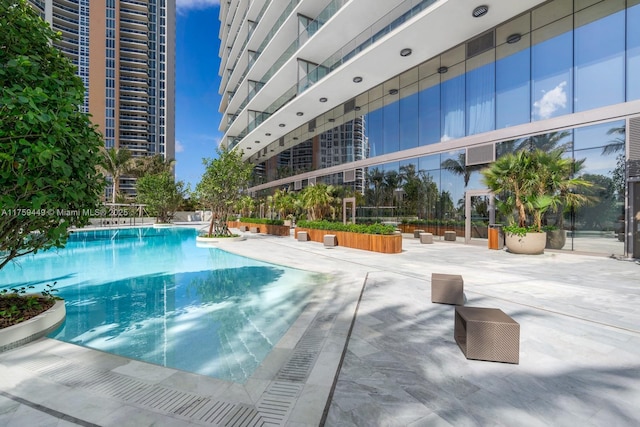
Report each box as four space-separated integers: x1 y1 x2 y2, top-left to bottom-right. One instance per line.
50 265 316 383
0 227 324 383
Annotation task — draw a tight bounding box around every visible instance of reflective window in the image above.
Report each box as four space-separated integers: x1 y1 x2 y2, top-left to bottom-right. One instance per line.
383 97 400 155
496 44 530 128
418 80 440 145
367 108 383 157
399 91 419 151
466 61 495 135
628 2 640 100
441 65 465 141
574 5 625 112
531 18 573 121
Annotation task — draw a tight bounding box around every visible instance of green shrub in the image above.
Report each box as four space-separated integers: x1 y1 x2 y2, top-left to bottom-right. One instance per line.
238 217 285 226
297 220 396 235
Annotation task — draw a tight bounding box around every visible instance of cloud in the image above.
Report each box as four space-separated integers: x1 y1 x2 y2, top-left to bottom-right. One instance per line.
534 81 567 120
175 140 185 153
176 0 220 12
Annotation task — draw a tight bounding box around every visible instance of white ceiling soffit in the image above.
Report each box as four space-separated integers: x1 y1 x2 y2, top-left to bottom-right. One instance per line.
236 0 548 161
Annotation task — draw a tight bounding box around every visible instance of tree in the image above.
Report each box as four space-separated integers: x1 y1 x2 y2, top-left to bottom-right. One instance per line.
299 184 336 221
0 0 105 270
130 154 176 178
136 172 186 223
482 149 591 232
98 147 133 203
440 153 482 187
195 148 253 237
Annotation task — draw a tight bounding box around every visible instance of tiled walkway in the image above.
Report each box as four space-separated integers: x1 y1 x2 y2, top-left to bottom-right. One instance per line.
1 230 639 426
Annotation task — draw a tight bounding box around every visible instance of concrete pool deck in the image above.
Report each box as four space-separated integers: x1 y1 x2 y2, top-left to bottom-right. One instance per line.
1 230 639 426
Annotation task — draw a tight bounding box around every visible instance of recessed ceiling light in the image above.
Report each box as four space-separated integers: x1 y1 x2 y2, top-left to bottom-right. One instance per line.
507 33 522 44
400 48 412 57
293 137 298 140
265 132 271 136
437 66 448 74
472 5 489 18
296 112 304 116
319 97 327 102
246 147 252 150
270 149 274 152
328 118 335 122
254 140 260 143
353 76 363 83
389 89 398 95
354 106 361 111
279 123 285 127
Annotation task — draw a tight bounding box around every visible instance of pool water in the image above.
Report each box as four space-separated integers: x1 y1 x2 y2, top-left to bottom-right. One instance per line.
0 227 323 383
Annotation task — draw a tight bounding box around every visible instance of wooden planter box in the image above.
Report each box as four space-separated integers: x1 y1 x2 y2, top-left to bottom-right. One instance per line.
228 221 290 236
399 224 465 237
294 227 402 254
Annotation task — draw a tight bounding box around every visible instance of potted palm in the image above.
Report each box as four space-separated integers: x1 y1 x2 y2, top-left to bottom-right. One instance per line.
482 149 591 254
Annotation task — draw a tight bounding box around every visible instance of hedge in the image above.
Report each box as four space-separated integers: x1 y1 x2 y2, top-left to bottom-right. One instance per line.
296 220 396 235
238 217 284 225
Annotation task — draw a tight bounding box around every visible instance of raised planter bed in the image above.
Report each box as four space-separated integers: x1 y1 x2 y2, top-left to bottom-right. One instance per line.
0 299 66 353
228 221 291 236
400 224 465 237
294 227 402 254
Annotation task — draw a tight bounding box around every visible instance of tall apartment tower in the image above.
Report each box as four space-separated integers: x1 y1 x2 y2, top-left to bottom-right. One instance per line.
218 0 640 258
29 0 175 197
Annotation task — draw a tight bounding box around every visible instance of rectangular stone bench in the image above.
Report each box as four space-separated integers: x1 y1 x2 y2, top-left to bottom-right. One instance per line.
444 231 456 241
297 231 309 242
323 234 337 247
250 226 259 233
431 273 464 305
419 232 433 244
454 306 520 364
413 229 425 238
239 225 248 232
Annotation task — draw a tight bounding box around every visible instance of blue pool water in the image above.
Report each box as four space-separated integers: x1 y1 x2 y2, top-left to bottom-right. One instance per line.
0 227 323 383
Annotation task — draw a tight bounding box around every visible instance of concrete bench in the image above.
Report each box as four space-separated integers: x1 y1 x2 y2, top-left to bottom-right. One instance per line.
419 232 433 244
250 226 259 233
444 231 456 241
413 229 425 238
454 306 520 364
297 231 309 242
431 273 464 305
239 225 248 232
323 234 337 247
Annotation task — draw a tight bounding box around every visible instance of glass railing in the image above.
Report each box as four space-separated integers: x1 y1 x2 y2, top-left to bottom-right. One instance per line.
238 0 438 140
222 0 271 92
227 0 346 129
227 0 299 103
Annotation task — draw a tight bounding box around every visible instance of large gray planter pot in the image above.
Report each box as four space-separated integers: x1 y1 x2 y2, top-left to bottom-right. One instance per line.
545 229 566 249
505 231 547 255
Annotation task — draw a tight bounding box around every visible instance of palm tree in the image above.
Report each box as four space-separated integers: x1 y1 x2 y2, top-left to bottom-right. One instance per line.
602 125 625 155
482 148 591 231
516 130 572 153
130 154 176 178
98 147 133 203
299 183 335 221
440 152 483 187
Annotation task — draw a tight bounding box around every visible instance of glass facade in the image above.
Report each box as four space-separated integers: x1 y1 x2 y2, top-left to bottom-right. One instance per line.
250 0 640 256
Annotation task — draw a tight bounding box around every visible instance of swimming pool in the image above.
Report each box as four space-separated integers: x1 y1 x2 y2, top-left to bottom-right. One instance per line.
0 227 324 383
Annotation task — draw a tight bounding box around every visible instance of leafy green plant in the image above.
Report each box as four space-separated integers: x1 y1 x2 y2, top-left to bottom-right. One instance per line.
1 1 106 270
0 281 59 327
297 220 396 235
238 217 284 226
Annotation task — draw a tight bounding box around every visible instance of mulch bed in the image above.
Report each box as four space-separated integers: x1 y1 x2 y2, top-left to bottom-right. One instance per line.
0 295 55 329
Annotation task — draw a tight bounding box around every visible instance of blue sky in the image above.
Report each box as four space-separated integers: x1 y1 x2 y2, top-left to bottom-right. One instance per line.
175 0 222 189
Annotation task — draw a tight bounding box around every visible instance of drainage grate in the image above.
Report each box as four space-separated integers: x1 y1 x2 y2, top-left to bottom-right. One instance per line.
13 358 257 426
256 382 303 425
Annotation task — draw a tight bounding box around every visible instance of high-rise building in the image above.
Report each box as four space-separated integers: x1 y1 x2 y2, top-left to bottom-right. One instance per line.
218 0 640 258
29 0 175 198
